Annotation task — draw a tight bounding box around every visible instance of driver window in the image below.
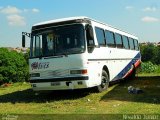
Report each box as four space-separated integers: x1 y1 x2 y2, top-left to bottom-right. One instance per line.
45 33 55 56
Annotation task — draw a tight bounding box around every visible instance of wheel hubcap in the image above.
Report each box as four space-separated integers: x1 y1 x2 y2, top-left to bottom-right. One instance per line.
101 76 107 88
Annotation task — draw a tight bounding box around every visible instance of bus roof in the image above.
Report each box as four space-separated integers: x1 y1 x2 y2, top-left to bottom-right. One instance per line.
33 16 138 39
33 16 88 26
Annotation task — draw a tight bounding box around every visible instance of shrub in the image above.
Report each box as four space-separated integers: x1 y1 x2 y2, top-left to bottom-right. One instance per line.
140 44 160 65
141 62 158 73
0 48 29 84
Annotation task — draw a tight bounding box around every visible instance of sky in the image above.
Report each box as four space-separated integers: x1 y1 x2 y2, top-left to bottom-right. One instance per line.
0 0 160 47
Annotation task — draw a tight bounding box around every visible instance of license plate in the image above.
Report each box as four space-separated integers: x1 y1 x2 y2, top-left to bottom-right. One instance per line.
51 82 60 86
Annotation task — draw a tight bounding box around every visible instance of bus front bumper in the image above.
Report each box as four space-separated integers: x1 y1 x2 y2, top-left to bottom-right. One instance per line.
30 76 89 91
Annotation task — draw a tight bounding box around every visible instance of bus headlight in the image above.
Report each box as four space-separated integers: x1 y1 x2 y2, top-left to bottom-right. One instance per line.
70 69 87 75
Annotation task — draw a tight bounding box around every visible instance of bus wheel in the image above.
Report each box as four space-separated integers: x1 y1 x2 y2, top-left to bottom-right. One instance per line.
96 70 109 92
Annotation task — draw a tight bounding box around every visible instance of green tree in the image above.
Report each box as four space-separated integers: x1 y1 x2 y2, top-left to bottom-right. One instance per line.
140 43 157 64
0 48 29 84
153 46 160 65
24 49 30 64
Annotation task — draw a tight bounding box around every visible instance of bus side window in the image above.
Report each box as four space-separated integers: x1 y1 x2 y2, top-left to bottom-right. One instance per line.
95 27 106 46
115 33 123 48
86 24 95 53
129 38 135 50
134 39 139 50
122 35 129 49
86 24 94 46
105 30 115 47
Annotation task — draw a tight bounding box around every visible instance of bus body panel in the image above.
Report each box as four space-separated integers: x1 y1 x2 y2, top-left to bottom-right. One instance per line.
29 53 93 91
87 47 140 81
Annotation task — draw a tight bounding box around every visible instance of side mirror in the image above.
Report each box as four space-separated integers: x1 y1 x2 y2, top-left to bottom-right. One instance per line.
22 32 31 47
22 34 25 47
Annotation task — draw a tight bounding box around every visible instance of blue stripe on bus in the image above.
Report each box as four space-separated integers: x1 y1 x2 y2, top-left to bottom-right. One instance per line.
112 52 141 81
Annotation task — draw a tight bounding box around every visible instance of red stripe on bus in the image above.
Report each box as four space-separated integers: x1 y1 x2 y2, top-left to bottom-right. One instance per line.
134 59 141 68
123 68 133 78
123 59 141 79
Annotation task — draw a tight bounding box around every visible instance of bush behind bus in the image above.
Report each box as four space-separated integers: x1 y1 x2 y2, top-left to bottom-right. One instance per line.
0 48 29 85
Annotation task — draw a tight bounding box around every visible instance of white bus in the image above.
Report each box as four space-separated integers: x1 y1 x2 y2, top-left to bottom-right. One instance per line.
22 16 141 92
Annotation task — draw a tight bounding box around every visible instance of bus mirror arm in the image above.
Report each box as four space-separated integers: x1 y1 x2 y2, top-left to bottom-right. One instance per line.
22 32 31 47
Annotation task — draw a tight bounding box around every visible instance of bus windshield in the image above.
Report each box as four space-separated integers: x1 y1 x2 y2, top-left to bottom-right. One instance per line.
30 24 85 58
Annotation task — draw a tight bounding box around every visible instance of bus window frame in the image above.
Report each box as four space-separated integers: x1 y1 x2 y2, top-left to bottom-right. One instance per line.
133 39 139 51
122 35 130 49
128 37 135 50
95 27 106 46
115 33 123 48
105 30 116 48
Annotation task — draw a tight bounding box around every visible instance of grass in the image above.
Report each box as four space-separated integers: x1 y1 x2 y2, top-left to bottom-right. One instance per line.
138 73 160 77
0 76 160 119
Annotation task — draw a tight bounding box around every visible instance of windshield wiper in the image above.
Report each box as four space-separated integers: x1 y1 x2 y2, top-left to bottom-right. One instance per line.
56 52 68 57
65 48 83 53
44 55 67 59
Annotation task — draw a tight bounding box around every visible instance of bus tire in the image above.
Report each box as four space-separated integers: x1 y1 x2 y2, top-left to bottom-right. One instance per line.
96 70 109 92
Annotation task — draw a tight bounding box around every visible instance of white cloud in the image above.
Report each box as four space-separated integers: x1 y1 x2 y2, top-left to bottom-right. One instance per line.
125 6 134 10
0 6 39 27
141 16 159 23
7 14 26 26
143 7 157 12
0 6 21 14
32 8 39 13
23 9 29 12
23 8 40 13
0 6 40 14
